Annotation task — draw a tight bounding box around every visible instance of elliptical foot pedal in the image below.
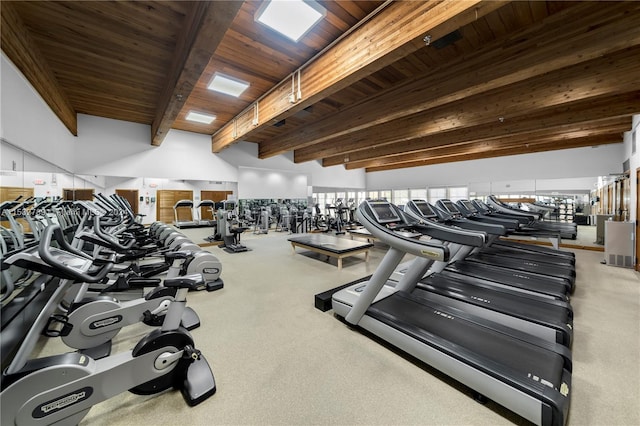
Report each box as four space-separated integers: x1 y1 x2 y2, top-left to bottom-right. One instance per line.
180 307 201 331
206 279 224 292
182 353 216 406
79 340 112 360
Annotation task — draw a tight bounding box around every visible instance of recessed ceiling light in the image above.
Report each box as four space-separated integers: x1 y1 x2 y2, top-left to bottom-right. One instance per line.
207 73 250 98
255 0 326 42
185 111 215 124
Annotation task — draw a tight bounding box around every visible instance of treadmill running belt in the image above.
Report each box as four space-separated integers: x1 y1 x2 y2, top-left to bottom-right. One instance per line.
447 261 571 299
367 291 565 392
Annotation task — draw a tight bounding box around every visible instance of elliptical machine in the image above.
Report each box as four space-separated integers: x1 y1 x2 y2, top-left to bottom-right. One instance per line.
1 225 217 425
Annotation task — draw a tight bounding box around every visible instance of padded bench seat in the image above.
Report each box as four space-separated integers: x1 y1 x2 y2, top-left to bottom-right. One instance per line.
288 234 373 270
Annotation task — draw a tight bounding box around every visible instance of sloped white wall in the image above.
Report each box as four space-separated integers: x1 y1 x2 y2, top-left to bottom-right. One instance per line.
217 141 366 189
73 115 239 182
1 54 76 172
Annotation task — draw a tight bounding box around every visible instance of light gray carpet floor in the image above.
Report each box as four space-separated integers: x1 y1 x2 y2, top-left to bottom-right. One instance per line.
32 226 639 425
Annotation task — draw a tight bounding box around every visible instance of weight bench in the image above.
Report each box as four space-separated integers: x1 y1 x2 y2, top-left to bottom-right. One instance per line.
288 234 373 270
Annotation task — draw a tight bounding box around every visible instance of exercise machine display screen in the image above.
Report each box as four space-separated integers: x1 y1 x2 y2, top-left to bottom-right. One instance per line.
224 201 236 211
460 200 476 212
367 201 400 224
440 200 460 214
411 200 436 218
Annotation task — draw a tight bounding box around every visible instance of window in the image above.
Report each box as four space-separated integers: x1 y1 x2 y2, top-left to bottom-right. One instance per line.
367 191 379 200
379 190 391 201
392 189 409 207
316 193 326 211
255 0 326 42
410 188 427 200
448 187 468 202
428 188 446 203
428 187 468 203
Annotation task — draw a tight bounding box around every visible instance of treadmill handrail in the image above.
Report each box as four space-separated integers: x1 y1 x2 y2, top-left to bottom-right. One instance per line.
487 196 541 220
404 200 487 247
357 201 449 262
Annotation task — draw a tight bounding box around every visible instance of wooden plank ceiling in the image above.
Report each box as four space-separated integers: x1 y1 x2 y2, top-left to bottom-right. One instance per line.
2 1 639 172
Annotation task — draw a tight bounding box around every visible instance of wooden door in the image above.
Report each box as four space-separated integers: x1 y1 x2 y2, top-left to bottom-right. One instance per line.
156 190 193 224
200 190 233 220
115 189 139 215
0 186 34 203
62 188 94 201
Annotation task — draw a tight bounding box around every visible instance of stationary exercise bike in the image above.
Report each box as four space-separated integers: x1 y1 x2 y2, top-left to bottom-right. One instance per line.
41 219 203 355
1 224 216 425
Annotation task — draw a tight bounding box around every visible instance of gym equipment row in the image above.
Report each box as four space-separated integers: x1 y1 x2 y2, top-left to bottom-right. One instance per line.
1 194 225 424
332 199 576 425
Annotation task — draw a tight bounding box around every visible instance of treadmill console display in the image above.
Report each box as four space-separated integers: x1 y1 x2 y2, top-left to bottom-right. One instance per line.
460 200 476 212
412 200 436 218
441 200 460 214
367 201 400 224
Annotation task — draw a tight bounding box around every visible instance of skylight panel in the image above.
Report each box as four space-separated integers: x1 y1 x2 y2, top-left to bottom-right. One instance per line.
207 73 250 98
185 111 216 124
255 0 326 42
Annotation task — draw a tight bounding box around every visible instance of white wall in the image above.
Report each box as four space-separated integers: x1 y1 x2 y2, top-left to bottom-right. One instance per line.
238 167 308 199
217 141 366 189
73 115 239 182
1 54 77 172
366 144 625 193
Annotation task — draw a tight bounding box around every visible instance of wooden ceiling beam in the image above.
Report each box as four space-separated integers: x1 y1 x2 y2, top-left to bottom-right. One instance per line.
211 0 508 153
260 2 640 158
325 117 631 167
0 2 77 135
331 90 640 168
151 1 242 146
342 120 630 170
296 47 640 163
363 134 624 172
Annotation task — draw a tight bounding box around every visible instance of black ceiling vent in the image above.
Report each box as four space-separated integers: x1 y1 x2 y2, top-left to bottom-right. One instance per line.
273 119 286 127
432 30 462 49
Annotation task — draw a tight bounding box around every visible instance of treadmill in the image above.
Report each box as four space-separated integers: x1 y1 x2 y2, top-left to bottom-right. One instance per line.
459 199 576 262
434 199 575 293
332 200 571 426
455 200 575 267
485 196 577 239
402 200 572 302
173 200 198 229
351 203 574 346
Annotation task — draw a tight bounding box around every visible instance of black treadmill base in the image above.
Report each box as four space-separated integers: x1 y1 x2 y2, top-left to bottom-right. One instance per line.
314 275 371 312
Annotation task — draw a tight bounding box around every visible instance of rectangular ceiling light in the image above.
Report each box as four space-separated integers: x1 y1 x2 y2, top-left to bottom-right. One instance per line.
207 73 250 98
255 0 326 42
185 111 216 124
